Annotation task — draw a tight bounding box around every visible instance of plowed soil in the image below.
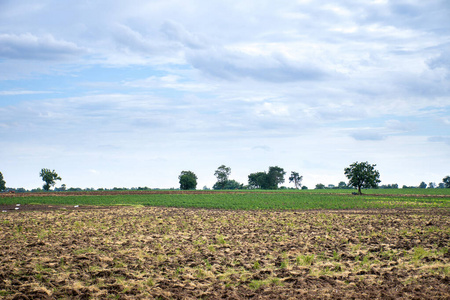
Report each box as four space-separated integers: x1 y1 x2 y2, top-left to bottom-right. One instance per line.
1 206 449 299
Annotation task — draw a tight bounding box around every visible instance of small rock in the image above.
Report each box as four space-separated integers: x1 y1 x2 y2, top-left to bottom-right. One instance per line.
2 210 7 213
15 207 19 210
16 204 20 206
74 205 79 208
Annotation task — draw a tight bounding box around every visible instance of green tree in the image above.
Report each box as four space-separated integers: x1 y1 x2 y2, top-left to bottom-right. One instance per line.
39 168 62 191
222 179 243 190
179 170 197 190
288 171 303 189
213 165 231 190
443 176 450 188
248 166 286 190
267 166 286 189
419 181 427 189
315 183 325 189
0 171 6 191
344 161 381 195
248 172 267 189
338 181 347 189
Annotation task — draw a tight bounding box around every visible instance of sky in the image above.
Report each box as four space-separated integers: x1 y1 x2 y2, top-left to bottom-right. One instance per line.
0 0 449 190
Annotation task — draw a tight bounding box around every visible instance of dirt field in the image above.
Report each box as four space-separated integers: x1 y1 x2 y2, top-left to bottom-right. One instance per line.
1 206 449 299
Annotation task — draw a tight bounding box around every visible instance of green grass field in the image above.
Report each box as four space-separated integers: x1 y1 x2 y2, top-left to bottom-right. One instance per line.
1 189 449 210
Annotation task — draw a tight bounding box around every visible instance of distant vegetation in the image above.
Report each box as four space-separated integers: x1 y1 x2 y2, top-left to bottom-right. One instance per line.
0 163 449 193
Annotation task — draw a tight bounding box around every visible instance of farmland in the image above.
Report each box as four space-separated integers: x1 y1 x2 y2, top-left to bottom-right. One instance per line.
1 189 450 211
0 191 449 299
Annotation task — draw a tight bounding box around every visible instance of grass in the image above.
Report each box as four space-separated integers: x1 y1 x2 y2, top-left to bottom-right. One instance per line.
1 190 449 210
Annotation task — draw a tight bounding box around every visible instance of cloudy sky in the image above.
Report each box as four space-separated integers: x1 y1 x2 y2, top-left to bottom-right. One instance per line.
1 0 449 190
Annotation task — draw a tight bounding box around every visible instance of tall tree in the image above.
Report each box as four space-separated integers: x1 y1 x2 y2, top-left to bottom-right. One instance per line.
0 171 6 191
248 166 286 190
248 172 267 189
267 166 286 189
39 169 62 191
419 181 427 189
178 170 197 190
443 176 450 188
344 161 381 195
288 171 303 189
213 165 231 190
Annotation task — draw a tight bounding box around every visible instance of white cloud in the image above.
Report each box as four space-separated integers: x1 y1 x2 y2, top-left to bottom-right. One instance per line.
350 130 386 141
187 47 328 82
0 90 53 96
160 20 206 49
0 33 85 60
428 136 450 146
384 119 417 133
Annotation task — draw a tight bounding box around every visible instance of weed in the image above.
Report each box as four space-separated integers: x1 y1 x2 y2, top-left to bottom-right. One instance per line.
360 255 370 268
332 250 341 261
296 254 315 266
0 290 13 296
249 280 264 290
248 277 282 290
253 261 261 270
216 235 226 245
280 259 289 269
15 225 23 233
146 278 154 287
73 247 95 255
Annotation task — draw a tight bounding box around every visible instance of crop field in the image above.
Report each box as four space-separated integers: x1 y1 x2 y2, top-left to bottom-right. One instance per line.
0 192 449 299
1 189 450 211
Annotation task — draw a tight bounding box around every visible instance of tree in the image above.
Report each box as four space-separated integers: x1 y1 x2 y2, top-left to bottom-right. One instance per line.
178 171 197 190
288 171 303 189
248 172 267 189
248 166 286 190
344 161 381 195
443 176 450 188
419 181 427 189
267 166 286 189
428 182 436 189
222 179 243 190
213 165 231 190
39 168 62 191
0 171 5 191
338 181 347 189
315 183 325 189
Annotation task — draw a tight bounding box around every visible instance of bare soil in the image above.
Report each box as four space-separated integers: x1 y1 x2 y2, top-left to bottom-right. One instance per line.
0 206 449 299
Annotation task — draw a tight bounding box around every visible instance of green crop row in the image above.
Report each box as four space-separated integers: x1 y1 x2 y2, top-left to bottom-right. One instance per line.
2 192 449 210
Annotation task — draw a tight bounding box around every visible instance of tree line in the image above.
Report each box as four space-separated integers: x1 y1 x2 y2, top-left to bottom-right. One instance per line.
1 164 449 194
178 162 450 194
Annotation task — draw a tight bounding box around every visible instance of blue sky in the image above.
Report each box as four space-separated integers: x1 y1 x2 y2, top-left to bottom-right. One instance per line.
1 0 449 189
